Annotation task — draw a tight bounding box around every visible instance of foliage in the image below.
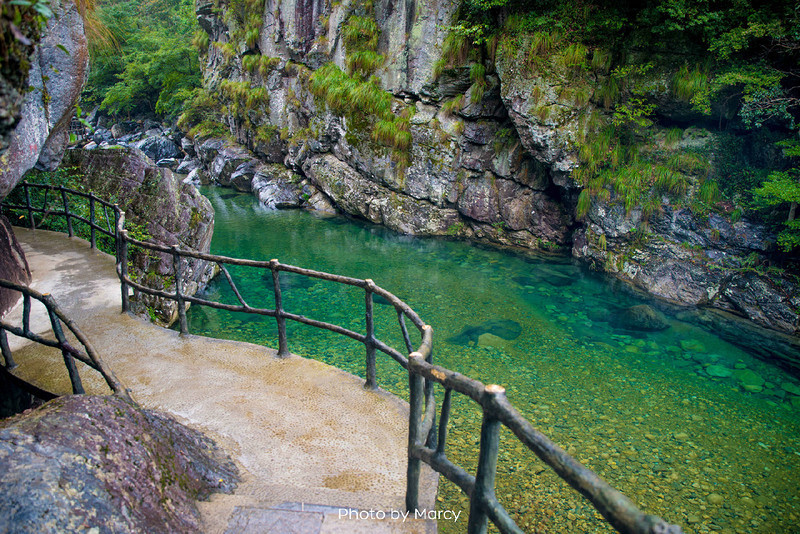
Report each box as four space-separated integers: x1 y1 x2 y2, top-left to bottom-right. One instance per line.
83 0 201 119
307 3 413 169
753 141 800 251
449 0 799 240
176 87 229 139
309 62 413 168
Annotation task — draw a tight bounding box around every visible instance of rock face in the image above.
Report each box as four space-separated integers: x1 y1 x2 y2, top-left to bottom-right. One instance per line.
0 0 87 317
0 0 89 198
574 203 798 335
0 215 31 317
0 0 40 158
0 394 238 533
191 0 573 250
192 0 798 343
63 147 216 325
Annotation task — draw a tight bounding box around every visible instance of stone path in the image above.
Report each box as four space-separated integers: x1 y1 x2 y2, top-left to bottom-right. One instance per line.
5 228 438 534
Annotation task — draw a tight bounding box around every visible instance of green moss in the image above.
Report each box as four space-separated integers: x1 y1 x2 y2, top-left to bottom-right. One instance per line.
309 63 412 168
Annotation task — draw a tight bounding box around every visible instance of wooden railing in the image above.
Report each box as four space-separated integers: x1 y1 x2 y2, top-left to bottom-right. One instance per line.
2 183 683 534
0 278 130 401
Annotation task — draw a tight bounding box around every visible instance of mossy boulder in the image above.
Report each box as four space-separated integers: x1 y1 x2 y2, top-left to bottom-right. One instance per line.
63 147 216 325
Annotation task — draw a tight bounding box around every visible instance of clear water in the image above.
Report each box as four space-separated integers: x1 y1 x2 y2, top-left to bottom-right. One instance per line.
187 187 800 533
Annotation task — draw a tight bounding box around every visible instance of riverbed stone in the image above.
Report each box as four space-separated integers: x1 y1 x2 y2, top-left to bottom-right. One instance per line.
733 369 765 392
617 304 670 331
680 339 707 353
706 364 733 378
780 381 800 396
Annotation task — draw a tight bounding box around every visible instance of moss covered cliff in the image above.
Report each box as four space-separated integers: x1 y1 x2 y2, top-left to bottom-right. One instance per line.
181 0 798 337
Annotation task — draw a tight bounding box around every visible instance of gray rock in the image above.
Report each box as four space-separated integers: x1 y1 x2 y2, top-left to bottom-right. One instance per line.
196 137 225 163
176 157 201 175
252 163 303 208
181 137 196 157
0 395 237 533
156 157 180 169
210 145 252 186
0 0 89 197
617 305 670 331
230 160 260 192
92 129 113 145
135 135 181 163
185 167 210 186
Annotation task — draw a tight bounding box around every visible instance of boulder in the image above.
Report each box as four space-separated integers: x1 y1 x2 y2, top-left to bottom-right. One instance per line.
176 157 201 175
63 147 216 326
92 128 113 145
733 368 765 392
0 0 89 198
181 137 196 157
252 163 304 208
617 304 670 331
156 157 180 169
0 395 237 533
210 145 252 186
0 5 38 157
134 135 181 163
185 167 210 186
230 160 259 192
0 215 31 316
196 137 226 163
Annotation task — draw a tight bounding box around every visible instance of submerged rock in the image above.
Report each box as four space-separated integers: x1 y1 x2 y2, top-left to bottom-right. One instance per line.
0 395 238 533
705 364 733 378
617 304 670 331
733 369 765 392
680 339 707 353
447 319 522 345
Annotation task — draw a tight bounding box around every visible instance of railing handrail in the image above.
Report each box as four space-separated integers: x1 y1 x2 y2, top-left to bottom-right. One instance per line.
1 182 683 534
0 278 130 401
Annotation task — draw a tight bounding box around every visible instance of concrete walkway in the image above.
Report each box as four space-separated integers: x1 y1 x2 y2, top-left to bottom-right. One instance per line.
6 228 438 534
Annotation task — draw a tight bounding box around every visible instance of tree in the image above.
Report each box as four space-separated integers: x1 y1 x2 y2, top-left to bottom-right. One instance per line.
83 0 200 119
754 141 800 251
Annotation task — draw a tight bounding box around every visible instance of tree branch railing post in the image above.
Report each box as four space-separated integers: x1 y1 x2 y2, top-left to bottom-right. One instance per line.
172 245 188 335
89 195 96 249
116 206 130 313
61 188 73 238
467 385 505 534
47 306 85 395
0 329 16 369
406 352 425 514
270 259 289 357
364 279 377 390
23 182 34 229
